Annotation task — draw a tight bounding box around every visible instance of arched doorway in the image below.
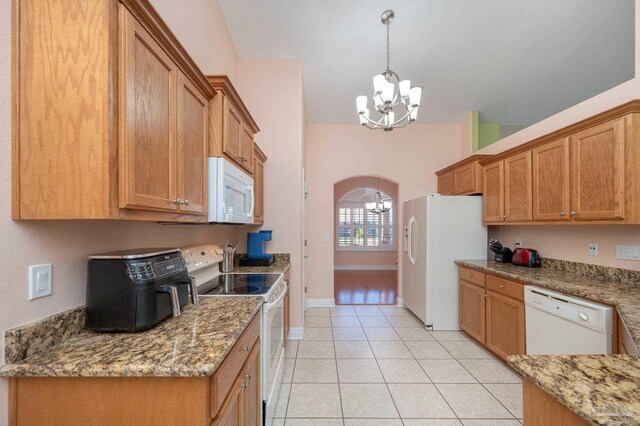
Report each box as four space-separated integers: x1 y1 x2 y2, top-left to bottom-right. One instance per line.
334 176 399 305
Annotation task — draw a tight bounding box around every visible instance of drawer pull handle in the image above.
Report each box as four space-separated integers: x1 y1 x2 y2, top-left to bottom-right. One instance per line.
240 383 248 389
241 346 251 352
245 373 253 380
498 284 505 289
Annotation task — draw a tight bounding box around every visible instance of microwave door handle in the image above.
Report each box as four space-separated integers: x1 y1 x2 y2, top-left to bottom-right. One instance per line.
263 280 288 314
158 285 181 317
247 185 255 218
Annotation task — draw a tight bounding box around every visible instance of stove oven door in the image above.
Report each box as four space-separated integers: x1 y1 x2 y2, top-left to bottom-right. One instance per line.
261 278 287 426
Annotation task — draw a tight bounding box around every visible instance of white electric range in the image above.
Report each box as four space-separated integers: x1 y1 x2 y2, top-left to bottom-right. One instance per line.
181 244 287 426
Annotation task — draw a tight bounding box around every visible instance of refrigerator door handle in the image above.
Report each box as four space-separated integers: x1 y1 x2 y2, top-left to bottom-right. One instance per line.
407 216 417 264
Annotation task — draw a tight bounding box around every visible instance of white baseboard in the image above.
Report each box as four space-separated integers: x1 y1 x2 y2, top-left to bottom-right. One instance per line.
396 298 405 307
288 327 304 340
305 298 336 308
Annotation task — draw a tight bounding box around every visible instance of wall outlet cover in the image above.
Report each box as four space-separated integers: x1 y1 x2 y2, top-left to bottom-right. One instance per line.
588 243 598 256
29 264 52 300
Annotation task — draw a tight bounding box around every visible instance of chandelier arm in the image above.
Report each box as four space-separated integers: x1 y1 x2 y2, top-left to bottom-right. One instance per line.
360 113 387 128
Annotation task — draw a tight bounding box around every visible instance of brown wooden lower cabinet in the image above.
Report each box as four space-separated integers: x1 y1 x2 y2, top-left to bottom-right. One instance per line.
9 314 262 426
523 379 589 426
458 267 526 361
459 279 486 344
486 291 526 360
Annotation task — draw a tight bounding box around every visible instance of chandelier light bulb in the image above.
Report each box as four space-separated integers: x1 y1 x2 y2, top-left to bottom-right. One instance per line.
382 82 395 103
359 109 370 125
356 96 368 114
386 111 395 127
410 106 419 121
399 80 411 98
373 75 386 94
410 86 422 107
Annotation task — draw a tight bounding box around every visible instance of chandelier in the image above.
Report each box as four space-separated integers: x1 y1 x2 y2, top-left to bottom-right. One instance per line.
356 10 422 131
366 179 392 214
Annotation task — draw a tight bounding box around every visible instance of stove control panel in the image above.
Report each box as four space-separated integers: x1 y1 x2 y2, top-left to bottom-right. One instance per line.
181 245 224 272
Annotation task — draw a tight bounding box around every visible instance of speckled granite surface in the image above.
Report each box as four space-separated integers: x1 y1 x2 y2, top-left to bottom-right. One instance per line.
234 253 290 274
455 259 640 348
5 307 86 364
0 297 262 377
508 355 640 426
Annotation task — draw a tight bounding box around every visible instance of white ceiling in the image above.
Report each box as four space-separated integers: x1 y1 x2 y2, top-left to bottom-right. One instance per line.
218 0 634 126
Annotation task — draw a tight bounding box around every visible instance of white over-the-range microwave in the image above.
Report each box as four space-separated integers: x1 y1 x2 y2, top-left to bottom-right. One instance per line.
208 157 254 224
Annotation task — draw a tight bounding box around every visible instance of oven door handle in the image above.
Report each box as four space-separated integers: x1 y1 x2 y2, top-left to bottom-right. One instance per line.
263 280 288 314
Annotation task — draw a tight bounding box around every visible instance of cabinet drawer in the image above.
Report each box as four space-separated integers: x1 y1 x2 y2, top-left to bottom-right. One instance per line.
211 313 260 417
458 267 485 287
486 275 524 302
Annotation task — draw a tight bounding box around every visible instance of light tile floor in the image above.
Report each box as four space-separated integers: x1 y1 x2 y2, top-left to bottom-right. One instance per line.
275 305 523 425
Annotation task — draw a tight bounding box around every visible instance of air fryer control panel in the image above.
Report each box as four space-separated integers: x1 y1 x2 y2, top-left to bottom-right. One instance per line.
125 253 186 282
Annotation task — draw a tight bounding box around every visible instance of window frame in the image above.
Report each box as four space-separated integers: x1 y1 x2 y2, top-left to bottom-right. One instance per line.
336 189 395 252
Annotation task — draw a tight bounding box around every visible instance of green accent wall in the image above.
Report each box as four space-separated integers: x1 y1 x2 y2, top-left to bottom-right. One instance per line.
470 111 501 152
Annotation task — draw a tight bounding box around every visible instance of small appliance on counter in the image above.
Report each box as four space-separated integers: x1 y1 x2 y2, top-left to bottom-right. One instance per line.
489 239 513 263
85 248 198 332
240 230 274 266
512 247 541 267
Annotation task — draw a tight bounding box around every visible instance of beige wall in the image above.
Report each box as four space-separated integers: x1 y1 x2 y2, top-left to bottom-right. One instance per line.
236 59 305 328
0 1 246 422
305 124 462 301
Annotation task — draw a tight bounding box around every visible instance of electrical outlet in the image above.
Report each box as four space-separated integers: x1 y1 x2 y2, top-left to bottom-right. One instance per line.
323 234 330 242
588 243 598 256
29 264 52 300
515 238 522 247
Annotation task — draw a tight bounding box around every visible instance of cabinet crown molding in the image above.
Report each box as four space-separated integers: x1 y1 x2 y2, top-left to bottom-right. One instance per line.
435 155 493 176
207 75 260 134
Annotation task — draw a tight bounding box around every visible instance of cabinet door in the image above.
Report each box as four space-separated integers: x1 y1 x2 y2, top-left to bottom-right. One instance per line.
454 164 475 195
213 376 244 426
284 285 290 346
253 153 265 224
482 161 504 222
571 118 625 220
459 280 485 344
119 7 178 212
223 97 243 164
504 151 532 222
486 291 525 361
242 343 261 426
176 72 208 215
240 125 255 174
533 138 570 221
438 171 455 195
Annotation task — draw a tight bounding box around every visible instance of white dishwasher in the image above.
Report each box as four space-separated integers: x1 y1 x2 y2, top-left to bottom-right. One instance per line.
524 286 613 355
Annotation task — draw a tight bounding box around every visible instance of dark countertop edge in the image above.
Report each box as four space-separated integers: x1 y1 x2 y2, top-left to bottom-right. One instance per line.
0 300 263 378
454 259 639 348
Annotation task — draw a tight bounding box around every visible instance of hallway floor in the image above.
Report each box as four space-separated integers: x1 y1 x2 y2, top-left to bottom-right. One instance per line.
334 271 397 305
275 305 523 425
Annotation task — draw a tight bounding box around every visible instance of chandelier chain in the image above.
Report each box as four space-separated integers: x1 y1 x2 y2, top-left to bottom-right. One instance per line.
386 20 390 72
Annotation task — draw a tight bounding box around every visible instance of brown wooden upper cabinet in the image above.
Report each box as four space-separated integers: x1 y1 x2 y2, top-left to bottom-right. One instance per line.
435 155 492 195
482 105 640 225
207 76 260 175
482 161 504 222
533 138 571 221
504 151 533 222
253 144 267 225
12 0 215 221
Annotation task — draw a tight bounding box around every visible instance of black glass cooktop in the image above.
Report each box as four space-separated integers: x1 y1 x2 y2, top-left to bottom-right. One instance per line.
197 273 280 296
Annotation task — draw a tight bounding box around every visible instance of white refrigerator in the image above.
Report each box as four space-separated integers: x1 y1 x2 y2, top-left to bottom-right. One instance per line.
402 195 487 330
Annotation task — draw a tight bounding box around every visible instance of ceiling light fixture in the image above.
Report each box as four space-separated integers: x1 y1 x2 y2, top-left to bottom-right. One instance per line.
356 10 422 131
366 178 392 214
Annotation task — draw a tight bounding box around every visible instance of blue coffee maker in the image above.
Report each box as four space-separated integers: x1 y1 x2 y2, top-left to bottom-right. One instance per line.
246 230 274 265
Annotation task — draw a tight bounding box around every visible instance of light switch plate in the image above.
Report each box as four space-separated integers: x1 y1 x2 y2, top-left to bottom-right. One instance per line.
29 264 52 300
616 245 640 260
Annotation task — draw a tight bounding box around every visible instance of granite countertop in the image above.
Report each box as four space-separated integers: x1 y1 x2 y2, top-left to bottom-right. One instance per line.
0 297 263 377
455 260 640 348
455 259 640 425
508 355 640 426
